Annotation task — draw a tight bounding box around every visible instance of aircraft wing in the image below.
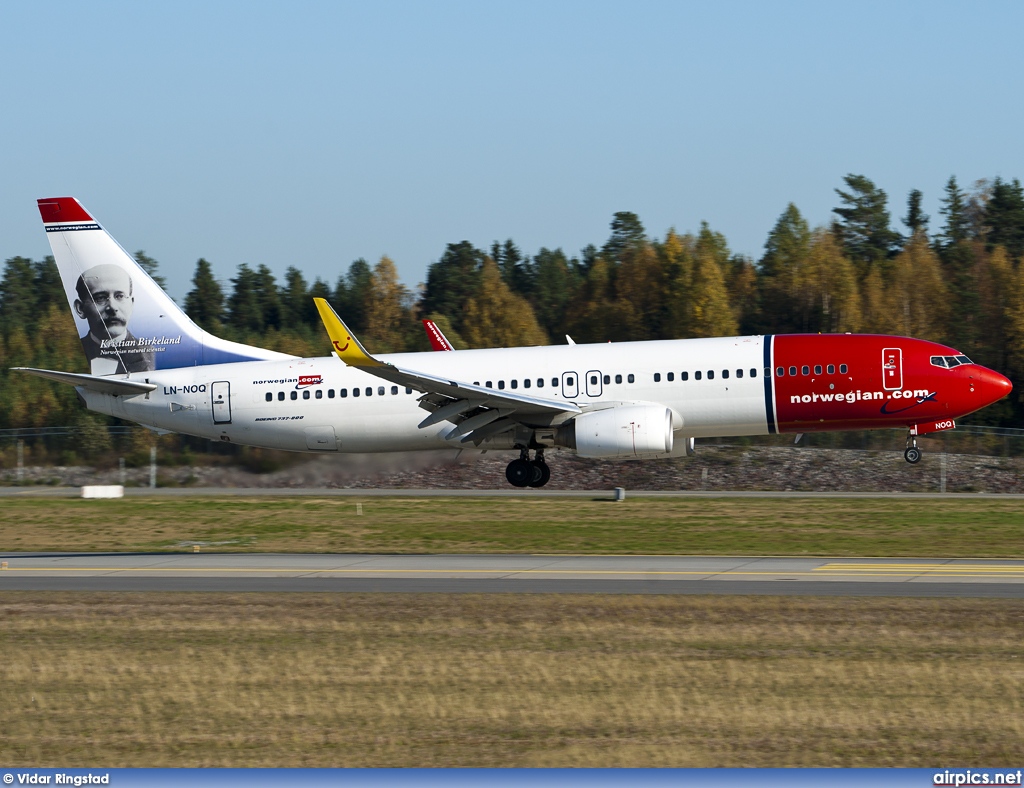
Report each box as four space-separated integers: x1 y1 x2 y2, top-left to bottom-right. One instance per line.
314 298 579 443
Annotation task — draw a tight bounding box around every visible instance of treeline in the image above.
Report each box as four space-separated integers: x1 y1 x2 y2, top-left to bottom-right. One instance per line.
4 172 1024 443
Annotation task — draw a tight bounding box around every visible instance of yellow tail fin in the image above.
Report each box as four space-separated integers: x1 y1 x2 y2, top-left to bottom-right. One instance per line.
313 298 381 367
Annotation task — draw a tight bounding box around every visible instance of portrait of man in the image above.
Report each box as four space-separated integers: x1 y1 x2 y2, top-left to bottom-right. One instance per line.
74 264 155 374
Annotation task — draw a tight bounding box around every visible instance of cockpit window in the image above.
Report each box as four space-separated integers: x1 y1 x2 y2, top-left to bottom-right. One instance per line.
931 354 973 369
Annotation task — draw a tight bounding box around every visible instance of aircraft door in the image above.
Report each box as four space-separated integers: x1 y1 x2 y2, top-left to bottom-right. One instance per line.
561 371 579 399
882 348 903 391
585 370 603 398
212 381 232 424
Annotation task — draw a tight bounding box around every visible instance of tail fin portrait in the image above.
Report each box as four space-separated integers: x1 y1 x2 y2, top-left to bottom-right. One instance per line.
38 197 290 375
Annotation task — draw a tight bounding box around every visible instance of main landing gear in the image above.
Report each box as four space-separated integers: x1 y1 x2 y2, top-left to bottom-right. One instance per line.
904 432 922 464
505 448 551 488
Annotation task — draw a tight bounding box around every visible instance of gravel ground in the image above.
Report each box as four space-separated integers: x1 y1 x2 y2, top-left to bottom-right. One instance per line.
4 445 1022 492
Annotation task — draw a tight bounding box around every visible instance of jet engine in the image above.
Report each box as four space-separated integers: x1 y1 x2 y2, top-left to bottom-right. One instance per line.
557 404 674 459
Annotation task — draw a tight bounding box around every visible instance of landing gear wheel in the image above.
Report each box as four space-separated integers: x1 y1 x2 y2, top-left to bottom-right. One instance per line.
527 460 551 488
505 458 533 487
904 446 922 464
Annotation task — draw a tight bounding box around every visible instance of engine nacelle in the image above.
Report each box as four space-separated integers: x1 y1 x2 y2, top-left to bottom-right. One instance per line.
558 404 674 459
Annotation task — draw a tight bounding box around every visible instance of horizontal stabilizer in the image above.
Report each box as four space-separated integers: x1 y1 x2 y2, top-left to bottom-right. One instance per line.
11 367 157 396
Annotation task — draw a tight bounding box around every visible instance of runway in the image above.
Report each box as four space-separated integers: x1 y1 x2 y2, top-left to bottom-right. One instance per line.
3 553 1024 597
3 486 1024 499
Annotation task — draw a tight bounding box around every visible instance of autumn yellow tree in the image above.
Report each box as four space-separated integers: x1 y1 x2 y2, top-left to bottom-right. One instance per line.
564 257 615 343
797 230 861 333
689 223 738 337
363 256 411 353
461 259 548 348
882 234 949 340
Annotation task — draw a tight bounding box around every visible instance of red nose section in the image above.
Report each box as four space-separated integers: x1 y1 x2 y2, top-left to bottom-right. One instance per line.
977 366 1013 405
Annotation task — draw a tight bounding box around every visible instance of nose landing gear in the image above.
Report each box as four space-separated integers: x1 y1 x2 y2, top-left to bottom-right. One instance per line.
904 432 922 464
505 449 551 488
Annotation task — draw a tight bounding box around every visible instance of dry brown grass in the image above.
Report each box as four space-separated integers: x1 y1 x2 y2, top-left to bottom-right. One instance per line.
2 593 1023 766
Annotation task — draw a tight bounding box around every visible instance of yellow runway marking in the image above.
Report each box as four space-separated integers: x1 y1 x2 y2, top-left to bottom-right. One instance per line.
816 563 1024 576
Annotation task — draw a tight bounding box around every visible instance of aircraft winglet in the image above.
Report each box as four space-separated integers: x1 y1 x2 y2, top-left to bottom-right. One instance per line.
314 298 382 368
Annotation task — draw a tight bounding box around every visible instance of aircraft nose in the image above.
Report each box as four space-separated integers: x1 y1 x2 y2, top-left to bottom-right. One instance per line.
976 366 1013 404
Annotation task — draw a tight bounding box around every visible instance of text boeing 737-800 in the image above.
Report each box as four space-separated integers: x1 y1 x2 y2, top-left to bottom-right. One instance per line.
14 197 1012 487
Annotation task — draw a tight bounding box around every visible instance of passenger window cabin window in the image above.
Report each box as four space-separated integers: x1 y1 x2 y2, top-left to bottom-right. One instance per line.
391 386 398 395
654 373 661 382
303 390 310 399
378 386 385 396
708 370 714 380
537 378 544 387
627 374 635 383
667 372 674 382
552 378 558 386
566 376 574 387
498 380 505 390
603 374 610 384
316 390 323 399
681 371 688 381
353 388 360 397
278 392 285 401
524 379 531 388
695 371 702 381
736 369 743 378
789 366 797 376
511 380 518 389
290 391 298 400
406 387 413 394
590 375 598 385
615 374 623 384
839 364 848 374
265 392 272 402
329 389 335 398
801 366 809 375
814 365 822 375
486 381 492 388
341 388 348 398
751 368 757 378
827 364 835 374
776 367 784 377
722 369 729 379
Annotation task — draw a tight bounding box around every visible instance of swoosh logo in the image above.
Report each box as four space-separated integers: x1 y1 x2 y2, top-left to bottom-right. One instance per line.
332 339 351 353
879 390 936 415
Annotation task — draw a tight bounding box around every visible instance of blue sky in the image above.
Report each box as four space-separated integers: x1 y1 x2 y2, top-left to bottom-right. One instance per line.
2 1 1022 302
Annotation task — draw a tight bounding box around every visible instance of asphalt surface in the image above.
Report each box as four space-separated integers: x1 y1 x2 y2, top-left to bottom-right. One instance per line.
3 553 1024 597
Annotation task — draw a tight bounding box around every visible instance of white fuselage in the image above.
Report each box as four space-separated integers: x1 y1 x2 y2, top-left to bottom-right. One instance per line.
82 336 772 454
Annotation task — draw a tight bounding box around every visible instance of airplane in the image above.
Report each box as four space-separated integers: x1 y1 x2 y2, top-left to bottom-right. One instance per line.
422 318 455 351
14 197 1013 488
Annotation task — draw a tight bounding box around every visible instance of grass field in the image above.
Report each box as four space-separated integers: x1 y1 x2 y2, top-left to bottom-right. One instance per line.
1 496 1023 556
1 592 1022 766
